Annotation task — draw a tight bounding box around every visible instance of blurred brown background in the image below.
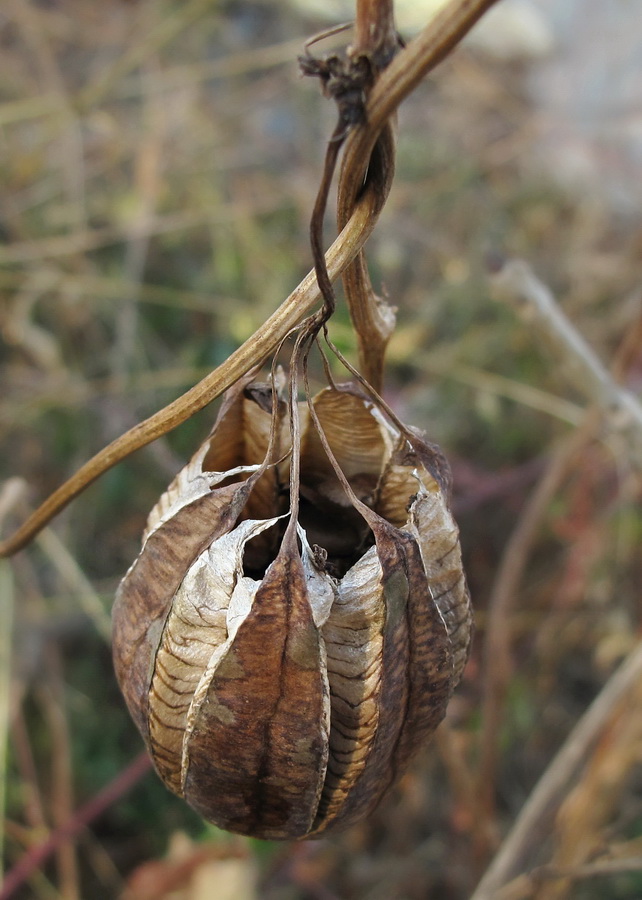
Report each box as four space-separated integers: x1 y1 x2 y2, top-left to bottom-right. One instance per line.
1 1 642 898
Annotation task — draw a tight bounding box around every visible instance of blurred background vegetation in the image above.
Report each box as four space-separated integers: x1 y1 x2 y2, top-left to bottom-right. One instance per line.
1 1 641 897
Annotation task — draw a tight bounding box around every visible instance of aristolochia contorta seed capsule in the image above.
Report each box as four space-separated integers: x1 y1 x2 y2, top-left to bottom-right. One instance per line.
112 377 472 839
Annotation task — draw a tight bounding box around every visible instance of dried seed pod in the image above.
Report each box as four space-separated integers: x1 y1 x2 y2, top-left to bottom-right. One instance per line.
112 378 472 839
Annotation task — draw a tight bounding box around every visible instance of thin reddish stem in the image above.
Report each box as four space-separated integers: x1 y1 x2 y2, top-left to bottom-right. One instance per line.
0 752 152 900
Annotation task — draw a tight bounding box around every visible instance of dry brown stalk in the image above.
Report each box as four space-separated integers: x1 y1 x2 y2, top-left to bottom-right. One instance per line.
472 266 642 898
491 259 642 464
0 752 153 900
0 0 500 559
471 639 642 900
336 0 398 391
8 708 49 833
475 412 603 849
339 0 499 389
530 677 642 900
37 647 80 900
353 0 398 62
475 257 642 852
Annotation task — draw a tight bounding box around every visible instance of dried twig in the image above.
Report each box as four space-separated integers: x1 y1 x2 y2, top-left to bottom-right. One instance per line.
0 185 379 556
353 0 398 64
339 0 500 389
471 639 642 900
532 675 642 900
475 412 602 847
75 0 219 113
0 752 152 900
38 647 80 900
35 529 112 643
472 262 642 898
8 709 48 835
303 0 399 390
337 0 398 391
490 258 642 464
0 0 500 558
537 856 642 884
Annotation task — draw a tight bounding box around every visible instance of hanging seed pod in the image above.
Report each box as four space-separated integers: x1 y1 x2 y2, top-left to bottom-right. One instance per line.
112 377 472 839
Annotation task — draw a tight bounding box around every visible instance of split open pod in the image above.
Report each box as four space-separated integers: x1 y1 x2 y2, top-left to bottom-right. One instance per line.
112 377 472 839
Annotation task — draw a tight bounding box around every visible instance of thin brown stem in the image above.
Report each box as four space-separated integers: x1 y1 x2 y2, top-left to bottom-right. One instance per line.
475 414 602 857
0 182 381 558
337 125 396 392
0 752 152 900
338 0 500 390
491 260 642 463
337 0 398 392
474 267 642 886
285 326 314 531
342 0 501 210
0 0 500 557
471 640 642 900
353 0 398 66
476 262 642 839
38 647 80 900
309 122 346 319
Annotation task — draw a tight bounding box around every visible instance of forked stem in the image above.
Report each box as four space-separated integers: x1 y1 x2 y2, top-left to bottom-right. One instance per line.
0 0 500 558
338 0 398 393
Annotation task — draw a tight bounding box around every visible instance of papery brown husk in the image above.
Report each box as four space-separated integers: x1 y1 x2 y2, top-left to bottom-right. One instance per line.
112 377 472 839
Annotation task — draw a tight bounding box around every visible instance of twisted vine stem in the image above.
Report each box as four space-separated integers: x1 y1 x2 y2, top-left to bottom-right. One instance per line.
0 0 499 558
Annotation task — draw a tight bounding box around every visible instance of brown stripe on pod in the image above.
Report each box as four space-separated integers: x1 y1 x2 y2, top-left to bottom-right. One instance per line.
313 521 415 834
183 533 330 839
377 434 472 684
315 546 386 827
147 518 277 794
410 488 473 686
386 527 454 774
112 480 250 742
313 521 452 835
203 379 291 568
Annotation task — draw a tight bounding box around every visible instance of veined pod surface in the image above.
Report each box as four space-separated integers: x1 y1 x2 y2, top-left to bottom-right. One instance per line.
112 378 472 839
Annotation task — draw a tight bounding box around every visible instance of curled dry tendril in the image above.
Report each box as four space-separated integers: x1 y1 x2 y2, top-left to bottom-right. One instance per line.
0 0 500 559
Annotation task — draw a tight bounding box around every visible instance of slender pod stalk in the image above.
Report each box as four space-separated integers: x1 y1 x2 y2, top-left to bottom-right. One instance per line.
1 0 495 851
0 0 500 554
